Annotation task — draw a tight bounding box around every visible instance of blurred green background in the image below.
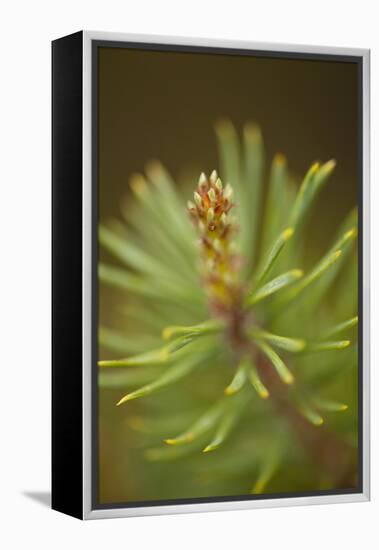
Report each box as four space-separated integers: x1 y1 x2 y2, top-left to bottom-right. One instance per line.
97 45 359 504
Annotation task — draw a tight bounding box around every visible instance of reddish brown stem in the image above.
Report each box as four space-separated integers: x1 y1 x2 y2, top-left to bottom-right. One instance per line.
227 317 357 489
255 353 357 488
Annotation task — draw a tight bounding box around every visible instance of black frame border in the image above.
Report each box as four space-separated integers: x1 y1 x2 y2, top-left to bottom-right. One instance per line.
52 30 84 519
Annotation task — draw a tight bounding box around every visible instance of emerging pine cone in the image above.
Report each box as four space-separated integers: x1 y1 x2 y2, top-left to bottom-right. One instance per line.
98 119 358 502
188 171 243 317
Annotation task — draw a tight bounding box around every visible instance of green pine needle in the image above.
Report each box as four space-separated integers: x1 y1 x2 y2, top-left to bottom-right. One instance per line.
247 269 304 306
251 329 305 352
255 340 295 385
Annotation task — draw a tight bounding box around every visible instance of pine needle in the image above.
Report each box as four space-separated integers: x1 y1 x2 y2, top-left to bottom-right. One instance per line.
243 122 264 270
202 395 248 453
251 329 305 352
251 445 281 494
304 340 351 353
247 269 303 306
312 397 348 412
289 159 336 229
248 365 270 399
323 316 358 338
98 347 171 368
255 340 294 385
224 360 248 396
162 320 222 341
165 399 228 446
252 227 295 289
297 400 324 426
281 250 343 303
115 352 210 406
261 153 289 254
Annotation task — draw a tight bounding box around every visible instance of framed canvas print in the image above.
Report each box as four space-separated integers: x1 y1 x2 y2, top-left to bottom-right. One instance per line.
52 31 370 520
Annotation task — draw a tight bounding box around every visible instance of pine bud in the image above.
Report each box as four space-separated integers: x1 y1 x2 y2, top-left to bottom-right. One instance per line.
194 191 202 207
